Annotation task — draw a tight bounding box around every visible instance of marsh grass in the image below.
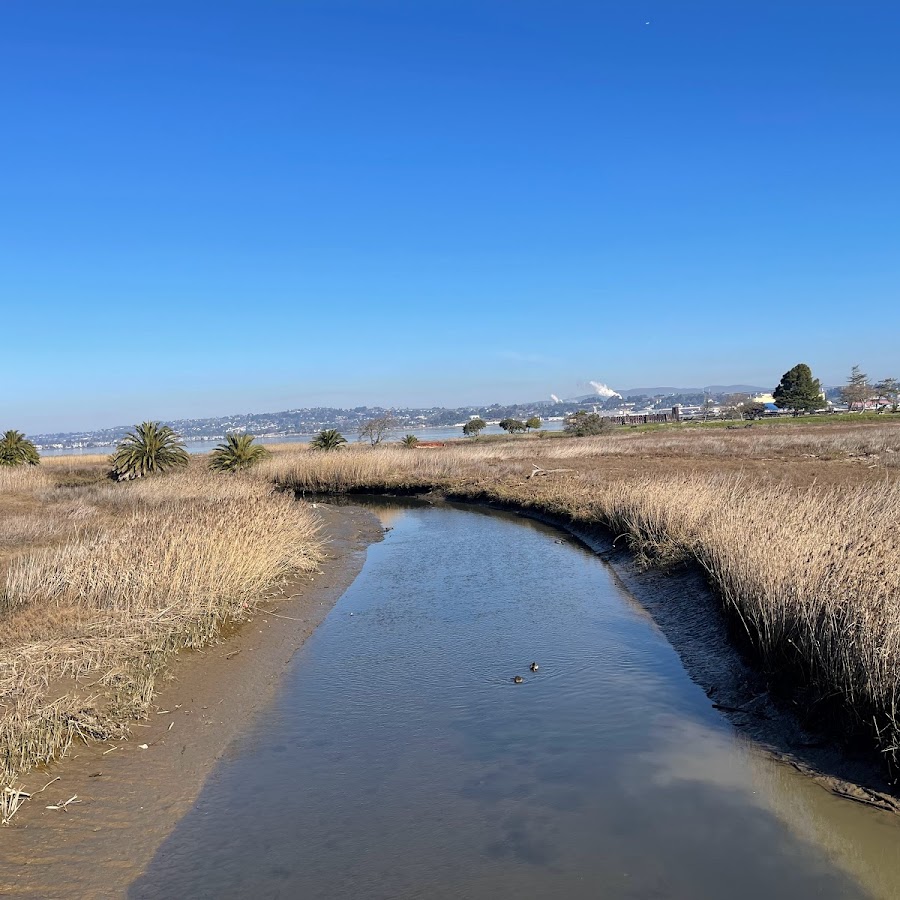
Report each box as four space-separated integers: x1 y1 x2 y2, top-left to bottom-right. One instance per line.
265 436 900 771
3 423 899 805
0 467 322 803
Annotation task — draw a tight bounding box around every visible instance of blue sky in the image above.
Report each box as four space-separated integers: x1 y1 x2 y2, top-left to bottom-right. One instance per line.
2 1 898 432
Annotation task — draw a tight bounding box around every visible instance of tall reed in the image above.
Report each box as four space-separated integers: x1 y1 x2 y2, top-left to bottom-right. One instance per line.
1 470 322 795
267 441 900 768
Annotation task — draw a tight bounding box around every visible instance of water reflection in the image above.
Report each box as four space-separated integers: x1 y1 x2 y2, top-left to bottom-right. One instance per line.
132 504 897 899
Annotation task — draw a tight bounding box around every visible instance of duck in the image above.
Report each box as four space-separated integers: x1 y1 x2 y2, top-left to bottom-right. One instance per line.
513 675 524 684
530 662 539 672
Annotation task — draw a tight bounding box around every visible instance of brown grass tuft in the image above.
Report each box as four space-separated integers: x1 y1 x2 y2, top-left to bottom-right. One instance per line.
1 468 322 799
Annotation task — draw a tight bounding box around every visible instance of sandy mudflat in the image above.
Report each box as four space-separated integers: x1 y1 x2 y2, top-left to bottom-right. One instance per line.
0 502 382 900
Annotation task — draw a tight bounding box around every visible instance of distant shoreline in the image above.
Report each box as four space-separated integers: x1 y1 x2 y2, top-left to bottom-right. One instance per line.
38 420 568 456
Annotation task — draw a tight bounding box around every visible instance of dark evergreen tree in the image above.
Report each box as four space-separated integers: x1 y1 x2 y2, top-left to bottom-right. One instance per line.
773 364 823 414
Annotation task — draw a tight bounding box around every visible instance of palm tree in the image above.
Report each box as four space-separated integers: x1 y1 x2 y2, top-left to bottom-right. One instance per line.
0 430 40 466
399 434 419 448
309 429 347 451
110 422 189 479
209 433 271 473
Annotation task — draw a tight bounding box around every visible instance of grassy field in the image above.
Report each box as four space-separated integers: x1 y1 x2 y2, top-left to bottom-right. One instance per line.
261 421 900 775
2 419 899 813
0 460 322 815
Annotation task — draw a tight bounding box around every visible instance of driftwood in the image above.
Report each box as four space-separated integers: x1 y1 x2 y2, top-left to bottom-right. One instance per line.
1 776 61 826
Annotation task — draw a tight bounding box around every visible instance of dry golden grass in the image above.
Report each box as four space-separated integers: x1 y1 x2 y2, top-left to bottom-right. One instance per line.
0 465 322 801
0 466 53 495
264 432 900 770
37 454 109 468
259 420 900 474
599 421 900 463
2 419 898 802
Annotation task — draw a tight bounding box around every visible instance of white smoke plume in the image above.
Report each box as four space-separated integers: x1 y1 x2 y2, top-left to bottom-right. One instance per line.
589 381 622 399
550 394 562 404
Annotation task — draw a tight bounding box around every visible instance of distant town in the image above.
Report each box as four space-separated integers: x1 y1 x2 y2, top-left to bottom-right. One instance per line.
29 382 861 452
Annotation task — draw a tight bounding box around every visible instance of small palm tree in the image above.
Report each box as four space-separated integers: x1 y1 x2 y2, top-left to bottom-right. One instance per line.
399 434 419 448
0 430 40 466
209 433 271 473
309 429 347 451
110 421 189 479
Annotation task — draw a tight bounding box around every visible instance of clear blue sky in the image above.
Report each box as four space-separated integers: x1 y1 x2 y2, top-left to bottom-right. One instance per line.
3 1 898 432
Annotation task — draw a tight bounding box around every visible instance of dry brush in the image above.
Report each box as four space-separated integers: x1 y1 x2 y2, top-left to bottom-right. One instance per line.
0 467 322 804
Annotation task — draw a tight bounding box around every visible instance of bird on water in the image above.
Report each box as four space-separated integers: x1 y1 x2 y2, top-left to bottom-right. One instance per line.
530 662 539 672
513 675 524 684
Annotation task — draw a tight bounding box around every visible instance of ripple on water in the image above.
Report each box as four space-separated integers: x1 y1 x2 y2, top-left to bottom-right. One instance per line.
130 503 891 900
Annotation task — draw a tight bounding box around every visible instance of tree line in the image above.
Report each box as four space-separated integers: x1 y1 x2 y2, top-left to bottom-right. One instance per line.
770 363 899 415
4 367 896 474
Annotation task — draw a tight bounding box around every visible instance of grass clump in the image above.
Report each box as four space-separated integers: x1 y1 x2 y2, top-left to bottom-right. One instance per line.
0 466 322 798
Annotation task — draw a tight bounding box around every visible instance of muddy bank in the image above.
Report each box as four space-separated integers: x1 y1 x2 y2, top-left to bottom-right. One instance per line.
129 497 898 900
0 503 383 899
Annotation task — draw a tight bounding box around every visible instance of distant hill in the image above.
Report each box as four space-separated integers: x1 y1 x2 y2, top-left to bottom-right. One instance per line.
616 385 767 397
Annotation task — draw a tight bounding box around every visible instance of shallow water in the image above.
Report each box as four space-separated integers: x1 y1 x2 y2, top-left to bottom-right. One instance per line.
131 502 900 899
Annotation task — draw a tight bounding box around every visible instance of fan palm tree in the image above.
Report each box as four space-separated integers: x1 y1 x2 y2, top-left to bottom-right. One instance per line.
209 433 271 473
309 429 347 451
110 421 189 479
0 430 40 466
399 434 419 448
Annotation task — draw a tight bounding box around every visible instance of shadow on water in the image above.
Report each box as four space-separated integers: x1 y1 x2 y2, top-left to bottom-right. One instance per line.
131 502 900 899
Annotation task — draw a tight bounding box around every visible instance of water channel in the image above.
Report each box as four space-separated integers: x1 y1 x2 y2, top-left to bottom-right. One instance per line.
131 501 900 899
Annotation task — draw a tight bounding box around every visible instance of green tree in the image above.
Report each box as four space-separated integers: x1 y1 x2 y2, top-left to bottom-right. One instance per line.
499 418 526 434
110 422 189 479
525 416 541 431
564 410 612 436
739 399 766 419
309 429 347 451
462 417 486 438
772 364 823 415
841 365 872 411
399 434 419 448
208 433 271 473
0 430 40 466
875 377 900 413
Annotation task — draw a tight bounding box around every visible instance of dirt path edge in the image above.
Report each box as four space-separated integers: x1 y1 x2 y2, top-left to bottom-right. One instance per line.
0 502 383 899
